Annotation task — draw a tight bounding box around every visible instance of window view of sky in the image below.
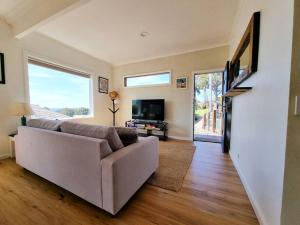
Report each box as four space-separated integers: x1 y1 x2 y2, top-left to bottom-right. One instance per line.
28 64 90 110
126 73 170 87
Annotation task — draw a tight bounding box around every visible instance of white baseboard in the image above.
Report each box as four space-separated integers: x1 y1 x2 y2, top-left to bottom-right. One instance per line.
0 154 10 160
229 151 267 225
168 135 192 141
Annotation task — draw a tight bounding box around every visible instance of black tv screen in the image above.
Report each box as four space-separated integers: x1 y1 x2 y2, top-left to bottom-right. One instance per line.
132 99 165 121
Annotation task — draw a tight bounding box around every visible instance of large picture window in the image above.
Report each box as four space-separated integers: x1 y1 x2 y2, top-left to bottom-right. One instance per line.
28 58 91 119
124 71 171 87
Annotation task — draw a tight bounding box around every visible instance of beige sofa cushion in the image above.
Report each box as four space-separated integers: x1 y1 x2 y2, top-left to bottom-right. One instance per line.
27 119 62 131
61 121 124 151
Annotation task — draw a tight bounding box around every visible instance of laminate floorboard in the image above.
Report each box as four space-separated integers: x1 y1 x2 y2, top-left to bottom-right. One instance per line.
0 140 259 225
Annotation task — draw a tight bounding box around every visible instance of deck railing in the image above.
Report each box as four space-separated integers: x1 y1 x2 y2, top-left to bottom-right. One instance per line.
202 110 222 135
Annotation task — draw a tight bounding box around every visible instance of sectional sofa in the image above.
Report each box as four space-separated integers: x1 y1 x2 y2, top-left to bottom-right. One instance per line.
15 119 159 215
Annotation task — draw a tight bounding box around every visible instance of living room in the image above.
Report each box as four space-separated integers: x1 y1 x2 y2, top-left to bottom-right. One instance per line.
0 0 299 225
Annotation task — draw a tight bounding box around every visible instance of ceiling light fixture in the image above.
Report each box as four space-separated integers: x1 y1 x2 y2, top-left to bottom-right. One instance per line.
140 31 149 37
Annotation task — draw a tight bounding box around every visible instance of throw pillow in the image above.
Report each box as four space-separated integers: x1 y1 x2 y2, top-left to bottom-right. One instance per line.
27 119 62 131
114 127 138 146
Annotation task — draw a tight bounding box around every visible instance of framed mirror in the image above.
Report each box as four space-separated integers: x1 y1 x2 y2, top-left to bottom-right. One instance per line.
230 11 260 88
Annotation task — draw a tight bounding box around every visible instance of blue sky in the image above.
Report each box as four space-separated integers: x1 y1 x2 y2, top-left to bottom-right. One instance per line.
127 73 170 86
28 64 90 109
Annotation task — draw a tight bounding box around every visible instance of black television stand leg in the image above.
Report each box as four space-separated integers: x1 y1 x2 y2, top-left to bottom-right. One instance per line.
147 129 152 136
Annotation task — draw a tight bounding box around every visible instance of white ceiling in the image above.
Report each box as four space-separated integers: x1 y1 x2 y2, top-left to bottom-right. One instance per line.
35 0 240 65
0 0 82 37
0 0 33 18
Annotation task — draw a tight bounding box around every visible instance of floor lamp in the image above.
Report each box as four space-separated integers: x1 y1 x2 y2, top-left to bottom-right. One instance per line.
108 91 119 126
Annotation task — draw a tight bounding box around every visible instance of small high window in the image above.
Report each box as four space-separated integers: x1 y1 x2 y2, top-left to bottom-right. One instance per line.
124 71 171 87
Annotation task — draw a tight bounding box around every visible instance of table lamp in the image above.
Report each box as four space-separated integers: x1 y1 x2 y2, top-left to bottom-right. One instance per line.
11 103 33 126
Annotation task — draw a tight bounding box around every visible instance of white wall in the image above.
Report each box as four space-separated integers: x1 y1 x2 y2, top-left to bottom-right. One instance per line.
228 1 294 225
0 20 113 158
0 19 24 159
113 46 228 140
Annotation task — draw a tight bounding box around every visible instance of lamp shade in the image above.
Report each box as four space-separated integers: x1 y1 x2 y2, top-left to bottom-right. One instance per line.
11 103 33 116
108 91 119 100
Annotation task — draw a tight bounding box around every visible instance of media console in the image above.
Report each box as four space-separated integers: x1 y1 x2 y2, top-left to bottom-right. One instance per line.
125 120 168 141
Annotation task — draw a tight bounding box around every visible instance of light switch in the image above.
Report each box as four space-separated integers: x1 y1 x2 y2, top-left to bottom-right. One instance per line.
295 96 300 116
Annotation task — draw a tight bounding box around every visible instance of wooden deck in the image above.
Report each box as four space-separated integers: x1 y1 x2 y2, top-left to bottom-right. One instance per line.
0 140 259 225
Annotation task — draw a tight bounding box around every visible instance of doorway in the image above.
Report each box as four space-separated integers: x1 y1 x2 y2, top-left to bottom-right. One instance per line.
193 72 223 142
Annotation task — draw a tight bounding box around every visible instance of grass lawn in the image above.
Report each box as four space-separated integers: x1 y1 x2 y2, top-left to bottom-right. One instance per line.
195 108 209 117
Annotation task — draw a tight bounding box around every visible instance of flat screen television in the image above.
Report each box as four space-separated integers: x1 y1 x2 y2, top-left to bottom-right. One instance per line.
132 99 165 121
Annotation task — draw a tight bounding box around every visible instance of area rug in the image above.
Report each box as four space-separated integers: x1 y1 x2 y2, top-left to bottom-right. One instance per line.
147 141 196 192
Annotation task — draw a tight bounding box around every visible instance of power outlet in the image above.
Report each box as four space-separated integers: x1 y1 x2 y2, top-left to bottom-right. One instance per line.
237 153 240 159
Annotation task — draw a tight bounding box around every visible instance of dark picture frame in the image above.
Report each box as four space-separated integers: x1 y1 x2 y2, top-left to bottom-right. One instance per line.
0 53 5 84
98 76 109 94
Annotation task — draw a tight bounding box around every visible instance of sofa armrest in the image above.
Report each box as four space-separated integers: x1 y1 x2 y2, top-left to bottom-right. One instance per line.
101 136 159 215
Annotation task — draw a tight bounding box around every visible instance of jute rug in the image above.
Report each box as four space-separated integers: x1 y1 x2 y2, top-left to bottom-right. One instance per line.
147 141 196 192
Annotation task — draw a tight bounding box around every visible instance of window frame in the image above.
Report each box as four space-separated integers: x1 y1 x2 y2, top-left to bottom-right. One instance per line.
123 70 172 88
25 55 94 119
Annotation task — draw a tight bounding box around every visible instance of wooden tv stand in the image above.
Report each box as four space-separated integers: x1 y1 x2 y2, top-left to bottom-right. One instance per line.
125 120 168 141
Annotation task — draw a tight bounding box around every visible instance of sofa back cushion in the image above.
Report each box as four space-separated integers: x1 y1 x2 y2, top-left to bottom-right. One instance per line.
114 127 138 146
61 121 124 151
27 119 62 131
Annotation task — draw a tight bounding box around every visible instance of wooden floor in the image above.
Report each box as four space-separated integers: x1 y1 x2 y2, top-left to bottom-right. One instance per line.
0 141 259 225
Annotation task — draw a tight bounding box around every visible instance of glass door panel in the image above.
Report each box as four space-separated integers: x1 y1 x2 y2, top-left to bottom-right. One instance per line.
194 72 223 142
